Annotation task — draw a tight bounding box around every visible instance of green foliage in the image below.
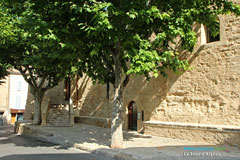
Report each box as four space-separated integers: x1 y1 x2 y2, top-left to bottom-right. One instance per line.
2 0 239 140
2 0 240 87
0 1 75 90
26 0 239 85
0 63 9 80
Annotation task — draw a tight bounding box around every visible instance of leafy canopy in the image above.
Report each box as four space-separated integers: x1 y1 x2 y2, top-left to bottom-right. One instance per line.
19 0 240 86
3 0 240 86
0 1 75 90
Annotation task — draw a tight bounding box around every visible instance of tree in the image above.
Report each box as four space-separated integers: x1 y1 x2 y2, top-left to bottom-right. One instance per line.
0 3 12 82
0 1 75 124
7 0 240 148
0 63 9 85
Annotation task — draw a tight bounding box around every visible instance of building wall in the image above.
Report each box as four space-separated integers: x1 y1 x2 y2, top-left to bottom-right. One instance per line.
70 14 240 131
24 81 65 120
0 76 9 112
8 75 29 110
0 73 30 125
71 75 113 118
0 77 10 125
24 13 240 133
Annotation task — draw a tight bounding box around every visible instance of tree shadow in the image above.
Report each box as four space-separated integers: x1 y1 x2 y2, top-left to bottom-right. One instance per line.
17 124 154 149
0 153 114 160
70 49 203 131
2 124 239 160
67 39 240 149
70 41 207 129
0 127 67 150
0 145 238 160
70 75 90 107
71 74 112 118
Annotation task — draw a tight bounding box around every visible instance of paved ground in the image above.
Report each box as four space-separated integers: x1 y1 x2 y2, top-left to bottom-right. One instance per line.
0 126 114 160
20 123 240 160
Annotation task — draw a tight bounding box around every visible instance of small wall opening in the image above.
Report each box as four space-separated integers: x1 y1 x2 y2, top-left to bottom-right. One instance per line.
128 101 137 131
201 19 220 45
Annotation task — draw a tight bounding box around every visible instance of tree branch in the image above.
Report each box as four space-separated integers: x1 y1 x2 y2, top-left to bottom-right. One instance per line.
106 82 110 100
41 83 56 93
102 56 112 73
18 66 34 88
38 75 46 89
25 66 38 88
122 74 130 88
102 55 115 83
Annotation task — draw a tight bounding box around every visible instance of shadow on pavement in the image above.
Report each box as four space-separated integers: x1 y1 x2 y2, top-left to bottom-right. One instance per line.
0 153 110 160
0 127 67 150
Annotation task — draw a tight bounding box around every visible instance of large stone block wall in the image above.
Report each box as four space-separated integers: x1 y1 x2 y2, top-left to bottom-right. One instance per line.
72 14 240 131
148 14 240 126
22 13 240 138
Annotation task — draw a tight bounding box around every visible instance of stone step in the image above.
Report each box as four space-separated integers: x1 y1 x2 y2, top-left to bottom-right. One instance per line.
46 104 71 127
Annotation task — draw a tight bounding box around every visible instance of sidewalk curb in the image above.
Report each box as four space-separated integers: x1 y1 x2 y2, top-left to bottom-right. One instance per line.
18 123 137 160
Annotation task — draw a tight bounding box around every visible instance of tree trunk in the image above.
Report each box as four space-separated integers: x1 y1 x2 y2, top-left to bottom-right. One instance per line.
33 90 43 125
111 51 124 149
111 82 124 148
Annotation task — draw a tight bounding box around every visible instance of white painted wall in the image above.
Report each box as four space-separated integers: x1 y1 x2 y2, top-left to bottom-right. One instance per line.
9 75 28 110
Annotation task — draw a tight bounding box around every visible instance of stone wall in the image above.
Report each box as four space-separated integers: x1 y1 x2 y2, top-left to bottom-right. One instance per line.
148 14 240 126
0 76 9 112
144 122 240 147
24 81 65 120
70 75 113 118
71 14 240 132
24 13 240 145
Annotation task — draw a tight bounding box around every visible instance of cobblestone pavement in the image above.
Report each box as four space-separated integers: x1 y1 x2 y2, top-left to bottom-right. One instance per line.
20 123 240 160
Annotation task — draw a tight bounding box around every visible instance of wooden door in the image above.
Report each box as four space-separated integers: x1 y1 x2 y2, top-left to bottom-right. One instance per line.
128 104 133 129
128 101 137 130
11 113 16 124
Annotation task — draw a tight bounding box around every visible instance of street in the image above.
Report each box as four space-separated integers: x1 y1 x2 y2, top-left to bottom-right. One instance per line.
0 126 114 160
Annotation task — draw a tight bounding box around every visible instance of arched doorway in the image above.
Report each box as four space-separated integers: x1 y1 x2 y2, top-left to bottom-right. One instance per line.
128 101 137 131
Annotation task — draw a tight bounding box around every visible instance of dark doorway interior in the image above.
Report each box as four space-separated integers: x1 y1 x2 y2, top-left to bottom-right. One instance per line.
0 112 3 126
17 113 24 121
128 101 137 131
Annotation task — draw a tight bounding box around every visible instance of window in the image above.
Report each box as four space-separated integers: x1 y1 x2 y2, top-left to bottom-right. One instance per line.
17 113 24 121
15 96 21 108
201 20 220 45
207 21 220 43
16 81 22 91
